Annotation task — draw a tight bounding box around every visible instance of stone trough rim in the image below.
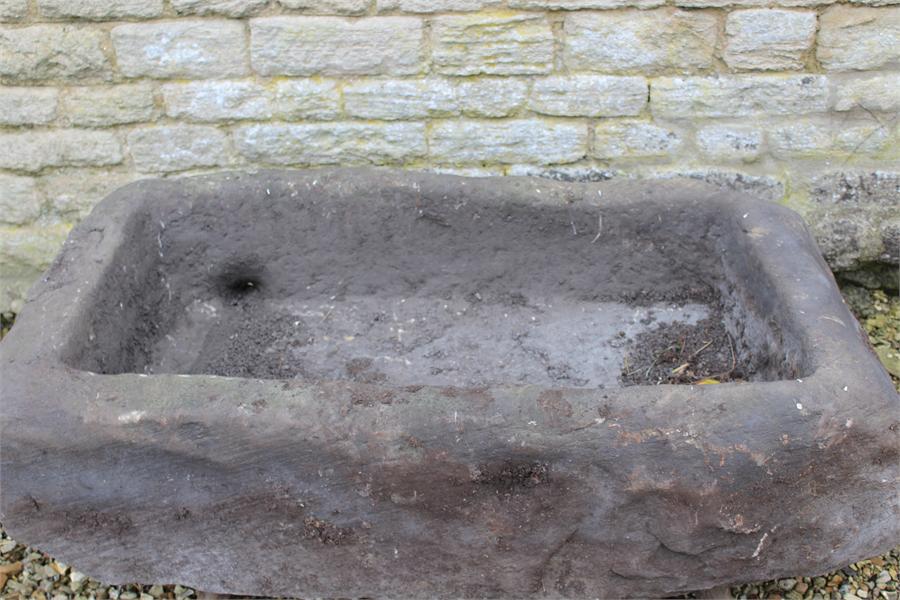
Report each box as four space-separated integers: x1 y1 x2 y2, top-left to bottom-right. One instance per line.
0 168 896 598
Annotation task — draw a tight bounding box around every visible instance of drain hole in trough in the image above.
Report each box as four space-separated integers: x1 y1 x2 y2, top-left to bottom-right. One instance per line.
216 261 266 301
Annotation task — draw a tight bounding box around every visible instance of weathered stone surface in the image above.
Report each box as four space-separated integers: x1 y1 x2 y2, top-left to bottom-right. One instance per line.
1 170 896 599
0 223 68 313
696 125 762 161
0 0 27 21
61 84 155 126
38 169 142 220
807 171 900 268
642 168 786 201
511 0 664 7
0 87 58 126
37 0 164 20
432 14 553 75
429 119 586 164
377 0 501 11
651 75 828 117
344 79 458 120
162 80 270 122
251 17 424 76
233 123 426 165
278 0 370 12
592 120 682 158
0 25 110 81
0 130 123 172
564 10 717 74
0 175 42 225
172 0 268 16
833 74 900 112
456 78 527 117
112 20 248 79
724 9 816 71
271 80 341 120
676 0 832 6
817 5 900 71
768 120 894 158
127 126 230 172
528 76 647 117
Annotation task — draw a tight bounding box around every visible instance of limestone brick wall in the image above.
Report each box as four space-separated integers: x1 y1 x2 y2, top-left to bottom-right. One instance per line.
0 0 898 311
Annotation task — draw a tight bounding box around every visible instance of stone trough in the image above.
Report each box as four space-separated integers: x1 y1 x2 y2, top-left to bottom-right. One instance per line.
0 169 897 598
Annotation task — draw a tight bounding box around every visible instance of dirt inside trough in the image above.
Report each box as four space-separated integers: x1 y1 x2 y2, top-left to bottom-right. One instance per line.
66 176 794 387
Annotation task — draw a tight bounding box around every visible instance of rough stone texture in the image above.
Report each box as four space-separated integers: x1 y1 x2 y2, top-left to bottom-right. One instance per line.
696 124 763 161
432 14 554 75
343 79 458 120
807 171 900 268
278 0 371 12
127 126 230 173
512 0 664 7
233 123 427 165
0 130 123 172
1 170 896 598
112 20 248 79
651 75 829 117
768 120 895 158
0 0 27 20
592 120 683 158
564 10 718 74
456 78 528 117
0 175 42 224
270 80 342 120
0 87 58 126
724 9 817 71
162 80 271 122
171 0 269 16
430 120 586 164
676 0 832 6
37 0 164 20
0 25 110 81
643 168 786 202
61 84 155 126
38 169 142 220
528 76 647 117
377 0 502 11
817 6 900 71
250 17 423 76
0 223 69 313
833 74 900 112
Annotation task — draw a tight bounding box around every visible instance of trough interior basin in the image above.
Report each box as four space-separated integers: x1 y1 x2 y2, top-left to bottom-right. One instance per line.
64 174 802 388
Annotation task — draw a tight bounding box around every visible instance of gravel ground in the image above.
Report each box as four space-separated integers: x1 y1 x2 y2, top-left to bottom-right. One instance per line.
0 284 897 600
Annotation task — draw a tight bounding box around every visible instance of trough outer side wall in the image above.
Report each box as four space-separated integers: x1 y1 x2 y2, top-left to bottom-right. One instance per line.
0 0 898 311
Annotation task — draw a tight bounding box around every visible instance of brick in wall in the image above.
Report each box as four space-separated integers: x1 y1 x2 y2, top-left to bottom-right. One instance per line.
278 0 371 13
0 25 111 81
0 0 27 21
271 80 342 120
344 79 458 120
833 74 900 112
529 76 648 117
696 125 763 162
162 80 271 122
0 130 123 172
112 20 248 79
0 175 42 225
37 0 164 20
233 123 427 165
651 75 829 117
456 79 528 117
429 120 587 164
61 83 156 126
250 17 424 76
432 14 554 76
0 87 58 126
724 9 817 71
592 120 682 159
171 0 269 17
127 126 230 173
511 0 664 8
817 6 900 71
564 10 718 74
377 0 502 11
